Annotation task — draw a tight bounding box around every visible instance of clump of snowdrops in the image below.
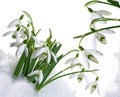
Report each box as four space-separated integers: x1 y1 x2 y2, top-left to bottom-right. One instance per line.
3 0 120 94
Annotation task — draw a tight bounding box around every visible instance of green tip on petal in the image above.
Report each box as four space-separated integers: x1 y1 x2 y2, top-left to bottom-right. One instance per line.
88 54 99 64
90 85 96 93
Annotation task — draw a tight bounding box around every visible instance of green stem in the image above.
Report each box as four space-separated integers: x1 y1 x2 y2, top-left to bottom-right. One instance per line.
48 64 82 81
97 25 120 31
74 24 120 46
90 18 120 28
63 49 79 57
36 69 99 91
85 0 114 7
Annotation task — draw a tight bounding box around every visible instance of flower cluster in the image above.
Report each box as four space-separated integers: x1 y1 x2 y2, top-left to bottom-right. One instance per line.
2 0 120 95
73 0 120 94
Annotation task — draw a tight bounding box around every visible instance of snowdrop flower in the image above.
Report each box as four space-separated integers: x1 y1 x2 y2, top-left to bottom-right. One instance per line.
85 77 100 94
92 29 115 49
31 46 57 64
3 26 27 41
79 46 103 68
28 70 43 84
32 36 44 47
31 36 57 64
91 10 112 24
69 71 89 84
3 15 28 39
7 15 24 28
77 73 89 83
65 53 82 69
10 32 28 57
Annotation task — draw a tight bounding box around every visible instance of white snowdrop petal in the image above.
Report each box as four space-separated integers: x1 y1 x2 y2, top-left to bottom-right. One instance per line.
51 51 57 63
32 36 44 46
64 58 74 64
97 84 100 95
31 47 47 59
99 29 115 34
82 53 90 68
3 31 14 36
28 29 32 39
10 42 20 47
85 82 95 90
84 74 89 84
92 12 106 24
7 19 20 28
47 48 51 64
86 49 103 56
16 32 21 43
38 70 43 84
72 58 80 65
92 36 97 49
92 12 103 19
28 70 40 76
96 10 112 16
25 47 28 57
16 44 26 57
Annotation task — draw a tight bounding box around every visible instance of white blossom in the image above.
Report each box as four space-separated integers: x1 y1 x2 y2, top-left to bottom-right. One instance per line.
32 36 44 47
85 80 100 94
28 70 43 84
31 47 57 64
91 10 111 24
7 19 21 28
31 36 57 64
81 48 103 68
65 55 83 74
92 30 115 49
10 32 28 57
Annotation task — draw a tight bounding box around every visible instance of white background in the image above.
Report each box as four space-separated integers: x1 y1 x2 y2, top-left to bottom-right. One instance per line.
0 0 120 97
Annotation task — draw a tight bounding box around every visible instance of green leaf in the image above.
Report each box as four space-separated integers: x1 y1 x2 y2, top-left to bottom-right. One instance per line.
27 58 38 74
36 29 42 36
107 0 120 7
84 0 99 7
23 11 33 23
23 38 35 76
52 43 62 54
73 35 83 39
46 29 52 42
13 52 25 77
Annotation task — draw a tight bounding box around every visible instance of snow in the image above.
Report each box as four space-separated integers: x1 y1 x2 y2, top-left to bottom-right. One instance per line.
0 49 75 97
104 49 120 97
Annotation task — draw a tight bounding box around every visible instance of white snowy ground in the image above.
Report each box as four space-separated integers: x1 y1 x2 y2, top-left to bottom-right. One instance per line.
0 49 75 97
104 49 120 97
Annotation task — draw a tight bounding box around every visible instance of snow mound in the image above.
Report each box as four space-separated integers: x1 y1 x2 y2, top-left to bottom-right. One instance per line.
104 50 120 97
0 49 75 97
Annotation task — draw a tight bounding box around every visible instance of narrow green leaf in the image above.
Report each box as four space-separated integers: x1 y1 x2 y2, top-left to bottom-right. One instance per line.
107 0 120 7
27 58 38 74
13 52 25 76
23 11 33 23
23 38 35 76
23 56 30 76
36 29 41 36
52 43 62 54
